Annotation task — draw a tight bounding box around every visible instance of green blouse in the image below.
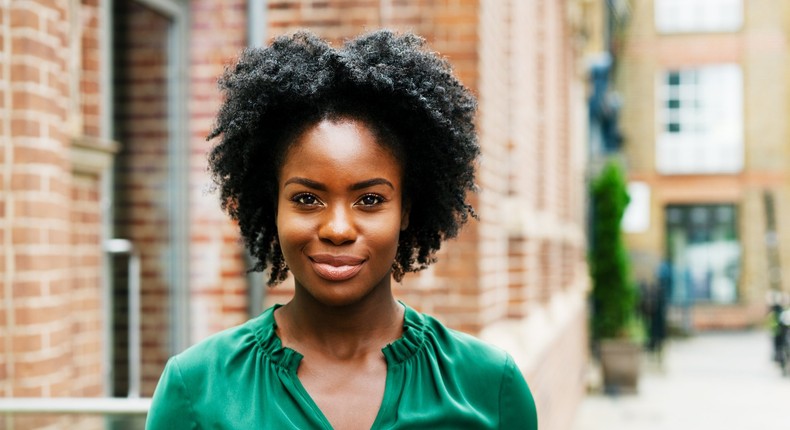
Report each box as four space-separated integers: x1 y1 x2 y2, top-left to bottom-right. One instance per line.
146 304 538 429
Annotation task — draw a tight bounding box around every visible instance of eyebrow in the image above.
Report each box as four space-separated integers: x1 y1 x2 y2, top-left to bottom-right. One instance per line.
283 177 326 191
350 178 394 191
283 177 394 191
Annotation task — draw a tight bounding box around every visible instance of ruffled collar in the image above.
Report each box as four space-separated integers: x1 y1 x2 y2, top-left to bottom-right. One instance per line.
254 302 425 372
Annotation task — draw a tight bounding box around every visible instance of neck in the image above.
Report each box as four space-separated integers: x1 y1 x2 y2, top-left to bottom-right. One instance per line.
276 284 404 359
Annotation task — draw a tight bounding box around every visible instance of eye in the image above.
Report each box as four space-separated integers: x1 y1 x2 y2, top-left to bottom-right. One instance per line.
292 193 321 206
356 194 385 206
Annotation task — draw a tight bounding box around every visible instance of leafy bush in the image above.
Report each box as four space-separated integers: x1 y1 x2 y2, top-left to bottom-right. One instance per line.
589 160 637 340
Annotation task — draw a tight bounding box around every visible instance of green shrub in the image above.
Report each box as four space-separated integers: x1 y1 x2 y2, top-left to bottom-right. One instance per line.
589 160 638 340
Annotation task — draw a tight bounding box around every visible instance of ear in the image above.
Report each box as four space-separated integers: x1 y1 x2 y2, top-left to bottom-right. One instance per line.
400 201 410 231
273 187 280 223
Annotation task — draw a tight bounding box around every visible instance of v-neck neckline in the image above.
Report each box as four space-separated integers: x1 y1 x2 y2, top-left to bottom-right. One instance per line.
285 355 400 430
254 302 425 429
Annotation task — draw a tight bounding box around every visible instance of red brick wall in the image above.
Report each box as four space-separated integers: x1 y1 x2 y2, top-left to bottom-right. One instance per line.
494 3 590 429
69 172 104 398
397 0 485 333
526 310 589 430
68 0 106 404
505 0 587 314
468 0 507 328
188 0 250 342
1 1 107 428
1 3 10 400
507 0 540 318
2 0 73 403
80 0 101 138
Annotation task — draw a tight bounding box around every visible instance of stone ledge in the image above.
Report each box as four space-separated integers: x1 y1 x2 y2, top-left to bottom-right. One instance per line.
70 136 119 174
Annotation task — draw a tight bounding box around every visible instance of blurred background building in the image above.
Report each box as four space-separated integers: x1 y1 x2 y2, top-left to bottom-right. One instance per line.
0 0 615 429
614 0 790 332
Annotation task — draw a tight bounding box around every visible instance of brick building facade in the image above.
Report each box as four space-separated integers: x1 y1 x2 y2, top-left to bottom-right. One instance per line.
616 0 790 330
1 1 597 429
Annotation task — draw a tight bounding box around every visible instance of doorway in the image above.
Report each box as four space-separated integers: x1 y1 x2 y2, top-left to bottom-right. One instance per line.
665 204 741 305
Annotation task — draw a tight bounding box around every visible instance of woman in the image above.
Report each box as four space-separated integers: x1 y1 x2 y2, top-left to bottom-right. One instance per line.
146 30 538 430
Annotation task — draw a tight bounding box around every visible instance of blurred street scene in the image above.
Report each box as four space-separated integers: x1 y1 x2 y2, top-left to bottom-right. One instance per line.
573 329 790 430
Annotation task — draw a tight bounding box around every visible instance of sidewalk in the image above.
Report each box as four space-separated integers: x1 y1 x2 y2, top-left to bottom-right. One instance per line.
571 330 790 430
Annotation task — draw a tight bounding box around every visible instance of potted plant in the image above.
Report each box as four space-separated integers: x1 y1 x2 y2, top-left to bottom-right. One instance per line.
589 160 642 393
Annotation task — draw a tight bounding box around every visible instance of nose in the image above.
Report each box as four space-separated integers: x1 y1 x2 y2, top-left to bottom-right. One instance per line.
318 205 357 245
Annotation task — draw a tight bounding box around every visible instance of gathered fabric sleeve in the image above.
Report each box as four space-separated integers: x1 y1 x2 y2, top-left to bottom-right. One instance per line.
146 357 198 430
498 354 538 429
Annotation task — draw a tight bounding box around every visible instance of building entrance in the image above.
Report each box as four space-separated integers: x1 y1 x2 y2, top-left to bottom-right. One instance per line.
665 204 741 305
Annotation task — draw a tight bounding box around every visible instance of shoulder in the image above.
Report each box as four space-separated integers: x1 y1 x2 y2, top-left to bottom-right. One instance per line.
147 310 273 429
174 313 263 372
407 308 515 390
169 316 259 384
159 308 273 398
419 311 510 368
413 309 538 429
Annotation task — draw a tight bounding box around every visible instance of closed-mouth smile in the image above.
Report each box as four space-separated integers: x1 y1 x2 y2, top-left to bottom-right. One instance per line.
308 254 366 281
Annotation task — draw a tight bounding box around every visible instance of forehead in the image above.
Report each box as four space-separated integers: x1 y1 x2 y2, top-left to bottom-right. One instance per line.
280 118 404 179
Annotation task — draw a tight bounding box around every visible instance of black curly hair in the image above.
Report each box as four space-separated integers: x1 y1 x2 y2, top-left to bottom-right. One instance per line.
207 30 479 286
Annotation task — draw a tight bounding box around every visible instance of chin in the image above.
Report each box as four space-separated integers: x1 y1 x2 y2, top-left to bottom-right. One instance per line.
296 274 392 308
309 290 372 309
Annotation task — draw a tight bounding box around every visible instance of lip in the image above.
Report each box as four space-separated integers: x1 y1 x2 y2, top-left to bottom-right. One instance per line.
309 254 366 282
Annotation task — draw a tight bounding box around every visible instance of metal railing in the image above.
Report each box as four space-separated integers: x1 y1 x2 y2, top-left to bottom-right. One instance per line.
0 397 151 415
0 239 150 418
0 0 188 419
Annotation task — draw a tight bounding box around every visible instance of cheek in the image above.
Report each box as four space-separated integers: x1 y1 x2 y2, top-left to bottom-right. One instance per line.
275 204 311 247
363 214 403 253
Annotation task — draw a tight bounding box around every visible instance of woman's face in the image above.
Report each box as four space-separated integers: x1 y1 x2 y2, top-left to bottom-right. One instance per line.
276 118 409 307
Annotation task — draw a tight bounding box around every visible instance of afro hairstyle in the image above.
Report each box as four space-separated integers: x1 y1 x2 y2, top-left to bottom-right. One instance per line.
207 29 479 286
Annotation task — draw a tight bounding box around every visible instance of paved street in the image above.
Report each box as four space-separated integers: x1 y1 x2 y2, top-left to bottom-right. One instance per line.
572 330 790 430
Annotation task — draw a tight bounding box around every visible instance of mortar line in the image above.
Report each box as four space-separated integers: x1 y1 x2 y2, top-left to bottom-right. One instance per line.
3 0 18 404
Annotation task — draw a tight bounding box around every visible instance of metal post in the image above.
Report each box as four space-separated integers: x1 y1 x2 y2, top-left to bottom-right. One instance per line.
246 0 268 317
247 0 267 48
128 251 141 398
105 239 141 398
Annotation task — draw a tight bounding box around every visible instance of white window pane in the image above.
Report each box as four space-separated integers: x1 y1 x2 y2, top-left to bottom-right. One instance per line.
656 64 743 174
655 0 742 33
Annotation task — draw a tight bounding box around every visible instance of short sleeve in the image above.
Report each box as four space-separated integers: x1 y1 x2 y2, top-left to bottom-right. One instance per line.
498 354 538 429
146 358 197 430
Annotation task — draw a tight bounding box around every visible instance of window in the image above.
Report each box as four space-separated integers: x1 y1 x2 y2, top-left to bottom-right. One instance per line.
656 64 743 174
112 0 189 396
665 204 740 305
655 0 742 33
622 182 650 233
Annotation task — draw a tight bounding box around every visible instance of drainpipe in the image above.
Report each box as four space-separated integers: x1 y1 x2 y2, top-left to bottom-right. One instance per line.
99 0 115 396
248 0 266 48
246 0 267 316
